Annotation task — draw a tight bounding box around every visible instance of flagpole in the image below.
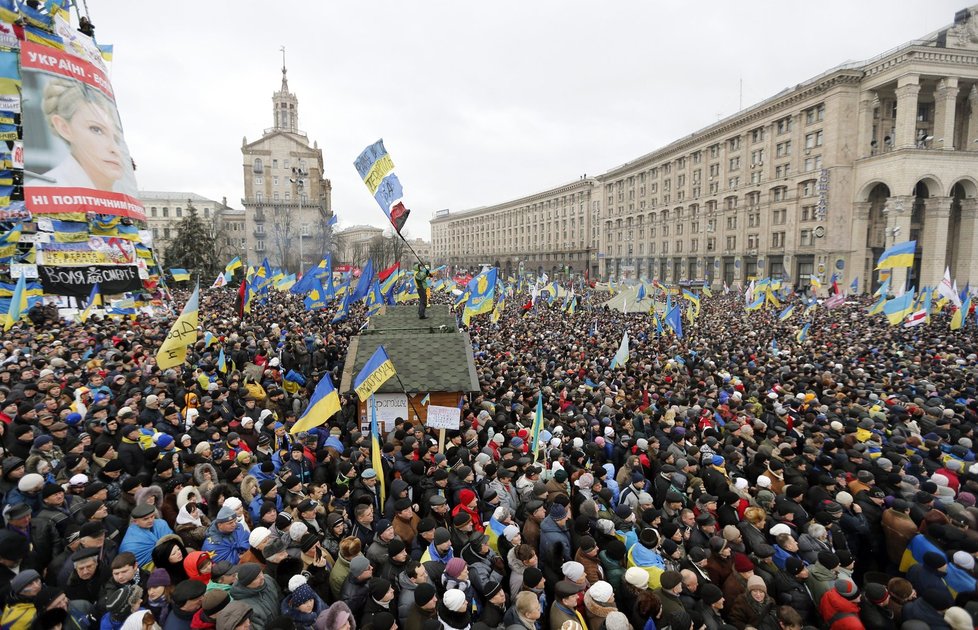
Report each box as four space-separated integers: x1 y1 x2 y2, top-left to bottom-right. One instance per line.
390 371 432 433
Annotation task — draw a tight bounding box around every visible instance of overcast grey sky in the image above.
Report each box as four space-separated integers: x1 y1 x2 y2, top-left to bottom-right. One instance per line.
93 1 964 241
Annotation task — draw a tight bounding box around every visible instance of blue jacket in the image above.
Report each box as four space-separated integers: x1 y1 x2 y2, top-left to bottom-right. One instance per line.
249 493 283 522
201 521 250 564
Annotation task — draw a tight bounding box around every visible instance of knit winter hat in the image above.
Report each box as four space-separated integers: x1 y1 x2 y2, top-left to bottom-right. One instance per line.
147 568 170 588
445 557 467 579
561 561 584 581
624 567 649 589
290 583 316 607
747 575 767 593
588 581 613 603
835 578 859 600
248 527 270 548
443 588 467 612
368 577 391 601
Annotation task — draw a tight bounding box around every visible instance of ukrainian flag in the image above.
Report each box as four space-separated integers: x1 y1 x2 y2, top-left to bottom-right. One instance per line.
51 220 88 243
366 280 384 317
883 289 916 325
170 269 191 282
876 240 917 270
79 283 101 323
778 305 795 321
682 289 700 318
353 345 397 402
530 392 544 462
796 323 810 343
370 395 386 509
97 44 113 62
156 284 199 369
225 256 242 273
217 347 228 373
463 267 498 325
3 273 26 331
951 293 971 331
290 371 340 434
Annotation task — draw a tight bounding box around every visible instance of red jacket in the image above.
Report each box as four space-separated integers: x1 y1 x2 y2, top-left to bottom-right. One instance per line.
819 589 866 630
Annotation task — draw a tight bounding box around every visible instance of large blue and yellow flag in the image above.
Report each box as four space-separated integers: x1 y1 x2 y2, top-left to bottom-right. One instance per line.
354 139 410 233
79 283 101 323
350 259 374 303
0 223 21 259
796 322 810 343
370 396 386 509
291 371 341 434
462 267 498 325
876 240 917 270
169 268 191 282
225 256 242 274
665 304 684 339
883 289 916 325
682 289 700 318
531 392 544 463
354 345 397 402
366 280 384 318
3 273 26 332
778 305 795 322
951 292 971 331
304 277 330 311
217 347 228 373
156 284 200 369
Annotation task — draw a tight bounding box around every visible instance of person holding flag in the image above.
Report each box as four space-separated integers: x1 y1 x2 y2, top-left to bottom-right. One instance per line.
352 345 398 510
414 261 431 319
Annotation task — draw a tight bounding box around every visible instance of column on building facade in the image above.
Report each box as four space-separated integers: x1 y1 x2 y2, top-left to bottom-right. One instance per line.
851 202 872 293
933 78 959 150
857 92 877 158
884 196 915 290
919 196 952 288
894 75 921 149
969 86 978 148
955 198 978 287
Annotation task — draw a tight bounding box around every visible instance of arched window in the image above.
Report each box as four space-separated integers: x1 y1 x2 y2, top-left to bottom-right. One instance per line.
253 158 264 174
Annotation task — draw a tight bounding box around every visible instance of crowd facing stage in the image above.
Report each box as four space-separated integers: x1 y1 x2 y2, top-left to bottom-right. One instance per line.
0 283 974 630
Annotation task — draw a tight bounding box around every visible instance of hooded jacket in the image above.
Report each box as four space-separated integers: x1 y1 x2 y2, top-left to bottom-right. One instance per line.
228 575 281 629
817 588 864 630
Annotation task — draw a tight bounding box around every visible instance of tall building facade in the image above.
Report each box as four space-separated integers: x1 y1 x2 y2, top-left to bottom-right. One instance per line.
138 191 246 265
242 61 333 272
431 6 978 292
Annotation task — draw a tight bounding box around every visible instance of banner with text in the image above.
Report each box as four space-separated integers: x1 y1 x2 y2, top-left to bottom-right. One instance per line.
38 264 141 296
21 41 144 221
37 236 136 266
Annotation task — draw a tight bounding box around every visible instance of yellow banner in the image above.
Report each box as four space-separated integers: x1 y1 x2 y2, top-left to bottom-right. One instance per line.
363 153 395 195
39 249 130 266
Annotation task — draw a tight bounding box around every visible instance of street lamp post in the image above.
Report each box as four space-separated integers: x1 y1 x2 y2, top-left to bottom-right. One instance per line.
291 167 308 273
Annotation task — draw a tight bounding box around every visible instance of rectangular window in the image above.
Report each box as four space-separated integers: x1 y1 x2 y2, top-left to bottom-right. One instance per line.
775 163 791 178
776 140 792 157
726 215 738 230
748 212 760 227
163 227 170 239
747 233 759 249
272 159 278 169
772 209 786 225
692 151 702 164
776 116 793 135
162 207 169 218
273 176 279 186
709 164 720 178
750 149 764 165
728 156 741 171
691 238 698 252
750 171 762 185
709 182 719 195
707 237 716 251
800 228 815 247
728 136 742 151
663 241 669 254
728 176 739 189
805 103 825 124
710 144 720 158
751 127 765 143
802 181 816 197
772 231 785 248
254 176 262 184
726 235 737 250
150 207 157 217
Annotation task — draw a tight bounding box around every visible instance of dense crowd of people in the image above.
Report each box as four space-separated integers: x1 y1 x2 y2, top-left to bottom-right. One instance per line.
0 282 975 630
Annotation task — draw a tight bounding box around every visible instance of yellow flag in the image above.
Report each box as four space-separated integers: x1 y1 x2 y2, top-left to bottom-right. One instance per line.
156 284 200 369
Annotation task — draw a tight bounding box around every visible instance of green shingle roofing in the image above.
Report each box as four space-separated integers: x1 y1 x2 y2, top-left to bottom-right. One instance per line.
340 305 479 394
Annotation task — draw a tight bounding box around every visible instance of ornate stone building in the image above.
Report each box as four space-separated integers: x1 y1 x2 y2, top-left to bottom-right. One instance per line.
241 59 333 271
138 191 246 265
431 5 978 292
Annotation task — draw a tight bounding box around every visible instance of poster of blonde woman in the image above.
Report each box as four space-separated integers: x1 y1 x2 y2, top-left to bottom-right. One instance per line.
21 41 144 221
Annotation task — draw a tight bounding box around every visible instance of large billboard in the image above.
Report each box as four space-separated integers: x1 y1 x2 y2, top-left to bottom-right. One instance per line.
21 40 144 221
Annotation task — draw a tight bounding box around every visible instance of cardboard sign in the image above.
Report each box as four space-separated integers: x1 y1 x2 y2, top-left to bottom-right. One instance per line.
426 404 461 430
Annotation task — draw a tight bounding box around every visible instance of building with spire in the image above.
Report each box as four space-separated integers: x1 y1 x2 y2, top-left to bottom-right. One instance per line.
241 52 333 271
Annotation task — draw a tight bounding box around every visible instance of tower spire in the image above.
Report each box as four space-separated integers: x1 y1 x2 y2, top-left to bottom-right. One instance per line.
272 46 298 132
279 45 289 93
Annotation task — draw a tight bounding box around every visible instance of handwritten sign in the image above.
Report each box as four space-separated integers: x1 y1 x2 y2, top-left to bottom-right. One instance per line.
10 264 37 279
38 264 141 296
426 404 461 431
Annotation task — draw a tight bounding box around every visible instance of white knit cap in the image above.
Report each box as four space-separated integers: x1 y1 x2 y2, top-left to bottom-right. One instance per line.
588 580 613 603
222 497 242 511
248 527 270 548
835 491 854 507
756 476 772 488
624 567 649 589
288 574 308 592
443 589 467 612
503 524 520 542
562 561 585 581
289 522 308 541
